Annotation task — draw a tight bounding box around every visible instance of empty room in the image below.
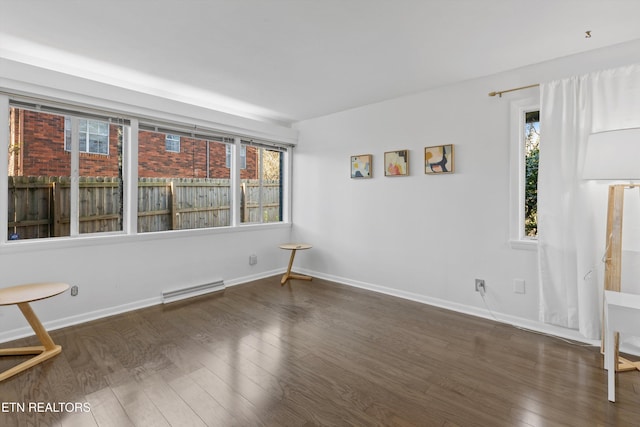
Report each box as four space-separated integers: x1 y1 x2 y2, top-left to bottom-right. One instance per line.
2 1 640 426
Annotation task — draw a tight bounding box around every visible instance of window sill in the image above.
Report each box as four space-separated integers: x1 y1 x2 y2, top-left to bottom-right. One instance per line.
509 239 538 251
0 222 292 254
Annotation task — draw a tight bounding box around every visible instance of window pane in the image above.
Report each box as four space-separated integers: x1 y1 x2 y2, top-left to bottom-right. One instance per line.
79 134 88 152
8 108 71 239
240 145 283 223
261 148 282 223
225 144 246 169
79 122 125 235
88 134 108 155
83 119 109 155
67 118 110 154
138 130 230 232
165 134 180 153
524 110 539 238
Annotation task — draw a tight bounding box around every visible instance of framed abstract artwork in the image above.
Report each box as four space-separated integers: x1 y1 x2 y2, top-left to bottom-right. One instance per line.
425 144 454 174
350 154 373 178
384 150 409 176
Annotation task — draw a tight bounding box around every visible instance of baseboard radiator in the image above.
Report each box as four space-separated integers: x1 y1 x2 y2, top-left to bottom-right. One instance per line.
162 280 225 304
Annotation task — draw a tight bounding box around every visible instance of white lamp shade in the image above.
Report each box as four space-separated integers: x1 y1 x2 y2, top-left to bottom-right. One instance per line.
583 127 640 180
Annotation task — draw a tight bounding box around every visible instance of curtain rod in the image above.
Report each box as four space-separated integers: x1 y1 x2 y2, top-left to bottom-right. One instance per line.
488 83 539 97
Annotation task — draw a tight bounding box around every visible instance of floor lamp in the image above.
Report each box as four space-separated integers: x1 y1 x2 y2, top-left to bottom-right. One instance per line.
584 127 640 372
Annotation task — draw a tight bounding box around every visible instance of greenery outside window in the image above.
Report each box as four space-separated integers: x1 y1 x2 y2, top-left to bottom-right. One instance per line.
509 97 539 250
524 110 539 238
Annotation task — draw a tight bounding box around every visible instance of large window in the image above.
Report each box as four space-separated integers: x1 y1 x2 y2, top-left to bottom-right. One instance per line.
8 106 125 239
4 96 290 242
240 143 284 224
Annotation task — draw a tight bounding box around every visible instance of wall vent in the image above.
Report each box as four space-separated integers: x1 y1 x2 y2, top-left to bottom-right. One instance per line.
162 280 225 304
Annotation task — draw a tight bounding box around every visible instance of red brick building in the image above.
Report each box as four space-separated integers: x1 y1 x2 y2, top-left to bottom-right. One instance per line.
9 109 259 179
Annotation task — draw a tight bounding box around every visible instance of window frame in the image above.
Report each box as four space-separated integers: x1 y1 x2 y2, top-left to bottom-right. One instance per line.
8 107 127 239
239 141 285 225
509 97 539 251
1 93 292 244
137 128 234 232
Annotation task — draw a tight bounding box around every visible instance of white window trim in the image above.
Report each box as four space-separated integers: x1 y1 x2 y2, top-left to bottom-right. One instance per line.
0 94 9 243
0 90 293 245
509 97 539 251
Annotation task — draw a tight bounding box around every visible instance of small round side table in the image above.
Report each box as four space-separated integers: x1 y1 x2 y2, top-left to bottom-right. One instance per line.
0 282 69 381
279 243 313 286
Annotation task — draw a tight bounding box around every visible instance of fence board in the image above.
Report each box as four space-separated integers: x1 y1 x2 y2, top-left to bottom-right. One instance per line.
7 177 280 239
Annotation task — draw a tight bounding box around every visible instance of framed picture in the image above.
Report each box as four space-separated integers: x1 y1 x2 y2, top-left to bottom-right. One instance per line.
384 150 409 176
425 144 454 174
351 154 373 178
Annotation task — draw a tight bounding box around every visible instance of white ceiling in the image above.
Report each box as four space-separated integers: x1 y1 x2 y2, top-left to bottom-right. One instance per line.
2 0 640 125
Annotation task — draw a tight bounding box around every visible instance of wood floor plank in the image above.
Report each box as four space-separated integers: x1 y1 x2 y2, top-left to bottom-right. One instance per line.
188 367 264 427
58 409 98 427
140 374 207 427
168 374 238 427
84 387 134 427
110 379 171 427
2 275 640 426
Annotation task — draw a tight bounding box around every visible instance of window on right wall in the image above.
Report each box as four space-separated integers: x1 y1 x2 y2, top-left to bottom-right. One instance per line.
524 110 539 238
509 97 539 249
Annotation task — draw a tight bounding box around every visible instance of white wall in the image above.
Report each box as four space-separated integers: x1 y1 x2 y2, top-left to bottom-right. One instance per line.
0 227 290 342
0 60 297 342
292 39 640 339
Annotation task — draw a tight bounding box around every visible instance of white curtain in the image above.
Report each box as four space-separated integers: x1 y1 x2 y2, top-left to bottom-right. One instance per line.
538 64 640 340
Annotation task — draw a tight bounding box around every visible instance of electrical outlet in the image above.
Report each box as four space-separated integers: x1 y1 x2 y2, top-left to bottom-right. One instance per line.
249 254 258 265
71 285 78 296
475 279 486 293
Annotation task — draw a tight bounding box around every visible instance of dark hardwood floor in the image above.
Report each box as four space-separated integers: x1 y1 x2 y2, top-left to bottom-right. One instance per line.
1 276 639 426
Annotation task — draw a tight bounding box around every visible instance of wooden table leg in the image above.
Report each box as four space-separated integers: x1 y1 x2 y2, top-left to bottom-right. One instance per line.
0 302 62 381
281 249 313 286
281 249 297 285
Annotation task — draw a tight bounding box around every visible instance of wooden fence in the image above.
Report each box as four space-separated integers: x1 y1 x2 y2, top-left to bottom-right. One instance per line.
8 176 281 239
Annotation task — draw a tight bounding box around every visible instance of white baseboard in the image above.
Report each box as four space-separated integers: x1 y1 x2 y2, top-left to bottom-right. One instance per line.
297 267 601 347
0 268 285 344
8 267 639 356
0 296 161 344
225 268 284 287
